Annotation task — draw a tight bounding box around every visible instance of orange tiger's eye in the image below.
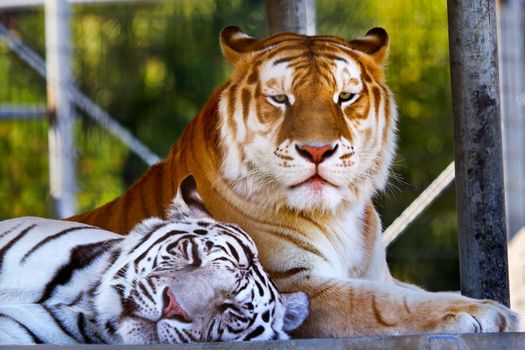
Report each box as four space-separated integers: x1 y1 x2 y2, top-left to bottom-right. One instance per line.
271 94 288 104
338 92 356 104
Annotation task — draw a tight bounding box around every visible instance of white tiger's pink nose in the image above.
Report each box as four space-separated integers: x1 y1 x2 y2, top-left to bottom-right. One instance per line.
162 288 190 321
295 144 338 164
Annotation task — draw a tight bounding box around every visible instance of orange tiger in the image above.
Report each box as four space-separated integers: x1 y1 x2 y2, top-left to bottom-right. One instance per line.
69 27 520 336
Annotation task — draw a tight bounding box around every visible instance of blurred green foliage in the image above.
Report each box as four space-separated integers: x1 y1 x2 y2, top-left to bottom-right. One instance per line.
0 0 458 290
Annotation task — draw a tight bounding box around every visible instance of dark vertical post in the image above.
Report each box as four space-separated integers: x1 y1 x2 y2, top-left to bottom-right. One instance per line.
265 0 316 35
447 0 510 305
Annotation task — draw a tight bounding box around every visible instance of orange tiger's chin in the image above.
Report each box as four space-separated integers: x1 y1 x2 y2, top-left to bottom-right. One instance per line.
285 179 345 213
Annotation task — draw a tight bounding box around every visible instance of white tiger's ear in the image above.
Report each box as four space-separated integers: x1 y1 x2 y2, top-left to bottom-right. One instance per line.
281 291 310 332
168 175 212 221
348 27 389 65
220 26 260 65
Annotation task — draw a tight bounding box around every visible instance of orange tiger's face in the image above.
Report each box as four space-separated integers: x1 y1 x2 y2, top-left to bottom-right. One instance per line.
218 27 397 213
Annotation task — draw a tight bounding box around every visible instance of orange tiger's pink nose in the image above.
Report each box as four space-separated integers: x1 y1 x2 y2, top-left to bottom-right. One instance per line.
296 144 338 164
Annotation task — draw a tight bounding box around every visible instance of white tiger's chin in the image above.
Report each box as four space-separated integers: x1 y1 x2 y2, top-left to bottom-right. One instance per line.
285 183 344 213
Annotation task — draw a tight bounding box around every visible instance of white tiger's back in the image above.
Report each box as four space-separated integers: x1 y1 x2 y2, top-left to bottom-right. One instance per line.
0 217 122 343
0 217 120 305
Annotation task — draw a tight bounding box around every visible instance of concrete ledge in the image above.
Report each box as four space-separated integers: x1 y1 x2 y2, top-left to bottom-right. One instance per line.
2 333 525 350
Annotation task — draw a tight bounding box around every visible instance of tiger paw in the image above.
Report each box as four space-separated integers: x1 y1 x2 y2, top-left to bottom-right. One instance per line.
428 298 521 333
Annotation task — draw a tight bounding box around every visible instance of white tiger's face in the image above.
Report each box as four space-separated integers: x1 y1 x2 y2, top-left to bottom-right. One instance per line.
95 217 308 344
218 28 397 213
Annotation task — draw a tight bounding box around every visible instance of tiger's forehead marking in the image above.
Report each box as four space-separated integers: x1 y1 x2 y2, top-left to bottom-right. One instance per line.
259 50 363 95
260 62 295 95
333 59 362 89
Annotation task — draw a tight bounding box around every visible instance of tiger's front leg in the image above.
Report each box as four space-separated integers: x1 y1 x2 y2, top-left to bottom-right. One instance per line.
290 278 520 337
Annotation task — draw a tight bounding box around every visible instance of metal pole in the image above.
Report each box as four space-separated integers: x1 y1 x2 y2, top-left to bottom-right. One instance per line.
0 105 49 120
265 0 316 35
45 0 77 218
448 0 510 305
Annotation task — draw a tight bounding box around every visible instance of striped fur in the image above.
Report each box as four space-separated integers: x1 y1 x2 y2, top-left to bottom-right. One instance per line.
69 27 519 336
0 178 308 344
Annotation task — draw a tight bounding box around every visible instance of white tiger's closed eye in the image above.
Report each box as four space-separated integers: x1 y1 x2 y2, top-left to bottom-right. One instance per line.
219 302 234 312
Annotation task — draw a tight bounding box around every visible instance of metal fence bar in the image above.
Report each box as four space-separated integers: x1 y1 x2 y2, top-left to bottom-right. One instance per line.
0 105 48 119
45 0 77 218
2 333 525 350
0 23 160 166
448 0 510 306
265 0 316 35
0 0 143 10
69 86 160 165
383 162 455 247
0 24 46 76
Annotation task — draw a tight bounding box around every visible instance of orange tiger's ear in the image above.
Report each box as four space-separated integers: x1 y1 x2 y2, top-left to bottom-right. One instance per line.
348 27 389 65
220 26 260 65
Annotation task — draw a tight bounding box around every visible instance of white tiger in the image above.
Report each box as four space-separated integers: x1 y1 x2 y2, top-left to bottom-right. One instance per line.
0 176 309 344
